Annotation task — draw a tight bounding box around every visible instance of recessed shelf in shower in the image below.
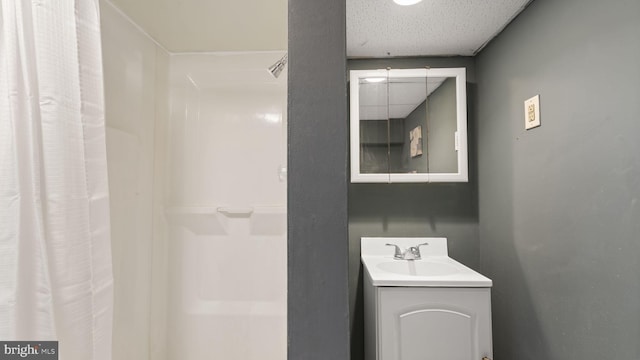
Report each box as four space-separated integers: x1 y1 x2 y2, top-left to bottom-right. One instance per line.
165 205 286 236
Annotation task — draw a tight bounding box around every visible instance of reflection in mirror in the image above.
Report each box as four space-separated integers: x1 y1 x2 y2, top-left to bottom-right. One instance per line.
388 75 428 174
389 76 458 175
350 68 467 183
358 74 459 175
424 77 458 174
358 76 389 174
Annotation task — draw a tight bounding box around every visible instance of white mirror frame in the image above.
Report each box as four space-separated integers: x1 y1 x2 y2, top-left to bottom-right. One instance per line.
350 67 468 183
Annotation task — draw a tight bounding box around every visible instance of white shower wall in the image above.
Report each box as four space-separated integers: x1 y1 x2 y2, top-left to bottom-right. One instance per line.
101 3 286 359
101 2 170 360
165 53 287 360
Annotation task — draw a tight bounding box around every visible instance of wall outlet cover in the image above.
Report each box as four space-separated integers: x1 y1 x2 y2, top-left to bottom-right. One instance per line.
524 95 541 130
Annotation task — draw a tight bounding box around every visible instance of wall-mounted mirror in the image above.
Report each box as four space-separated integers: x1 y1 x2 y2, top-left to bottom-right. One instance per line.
350 67 467 183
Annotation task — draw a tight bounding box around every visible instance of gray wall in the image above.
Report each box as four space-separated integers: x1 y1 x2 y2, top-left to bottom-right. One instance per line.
348 57 478 360
288 0 350 359
476 0 640 359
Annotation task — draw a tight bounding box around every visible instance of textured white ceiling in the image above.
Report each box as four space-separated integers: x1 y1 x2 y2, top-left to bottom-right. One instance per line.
107 0 529 56
347 0 532 58
106 0 287 53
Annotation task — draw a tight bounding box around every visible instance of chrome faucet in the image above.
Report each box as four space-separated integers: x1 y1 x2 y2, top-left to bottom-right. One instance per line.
385 243 429 260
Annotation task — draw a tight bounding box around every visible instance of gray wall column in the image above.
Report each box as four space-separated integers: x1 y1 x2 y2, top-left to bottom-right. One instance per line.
288 0 350 359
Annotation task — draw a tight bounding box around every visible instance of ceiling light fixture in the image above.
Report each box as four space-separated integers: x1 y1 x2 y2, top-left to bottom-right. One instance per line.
364 77 386 83
393 0 423 5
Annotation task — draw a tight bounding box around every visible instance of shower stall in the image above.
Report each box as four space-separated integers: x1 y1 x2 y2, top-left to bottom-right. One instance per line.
100 1 287 359
164 53 287 360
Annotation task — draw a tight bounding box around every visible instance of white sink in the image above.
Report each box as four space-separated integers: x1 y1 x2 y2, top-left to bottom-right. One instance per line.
376 260 461 276
361 237 492 287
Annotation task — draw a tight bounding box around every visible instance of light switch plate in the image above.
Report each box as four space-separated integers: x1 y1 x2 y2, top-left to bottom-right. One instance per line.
524 95 541 130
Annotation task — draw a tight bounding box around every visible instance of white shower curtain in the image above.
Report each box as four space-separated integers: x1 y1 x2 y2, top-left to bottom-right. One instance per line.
0 1 113 359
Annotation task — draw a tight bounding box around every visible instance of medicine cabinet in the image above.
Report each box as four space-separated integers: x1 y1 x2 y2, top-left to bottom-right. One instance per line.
350 68 468 183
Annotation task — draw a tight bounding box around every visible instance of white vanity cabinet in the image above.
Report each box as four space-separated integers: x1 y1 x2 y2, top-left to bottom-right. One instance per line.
362 237 493 360
364 273 493 360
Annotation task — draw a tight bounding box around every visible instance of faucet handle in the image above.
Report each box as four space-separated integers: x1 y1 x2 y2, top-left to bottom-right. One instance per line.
385 243 403 259
415 242 429 258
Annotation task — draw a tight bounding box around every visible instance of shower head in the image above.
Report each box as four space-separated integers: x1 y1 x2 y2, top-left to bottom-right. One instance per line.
268 53 288 79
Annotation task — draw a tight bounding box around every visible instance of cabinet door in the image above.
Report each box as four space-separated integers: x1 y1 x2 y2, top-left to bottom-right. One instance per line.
350 69 391 183
378 287 492 360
